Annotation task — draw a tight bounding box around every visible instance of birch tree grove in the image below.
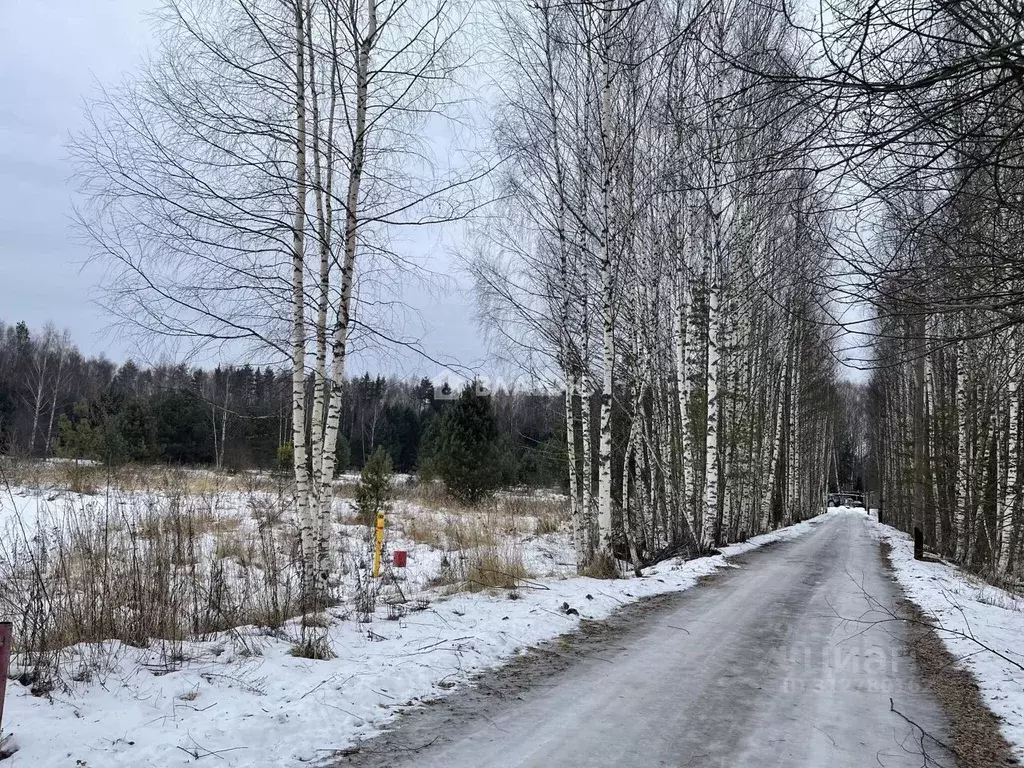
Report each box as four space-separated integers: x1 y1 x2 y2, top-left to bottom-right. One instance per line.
473 0 842 570
866 190 1024 577
72 0 472 609
804 0 1024 578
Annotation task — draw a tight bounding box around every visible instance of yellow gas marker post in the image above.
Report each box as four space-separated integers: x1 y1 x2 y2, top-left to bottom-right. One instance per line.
373 511 385 578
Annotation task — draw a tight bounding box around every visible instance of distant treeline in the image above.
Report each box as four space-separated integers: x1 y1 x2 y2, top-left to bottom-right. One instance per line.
0 321 565 487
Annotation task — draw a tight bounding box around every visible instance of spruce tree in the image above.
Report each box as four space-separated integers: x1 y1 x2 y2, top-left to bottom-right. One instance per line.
428 384 501 503
356 446 394 526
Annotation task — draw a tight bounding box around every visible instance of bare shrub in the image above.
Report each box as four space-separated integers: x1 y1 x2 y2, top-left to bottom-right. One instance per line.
425 539 531 594
248 489 287 528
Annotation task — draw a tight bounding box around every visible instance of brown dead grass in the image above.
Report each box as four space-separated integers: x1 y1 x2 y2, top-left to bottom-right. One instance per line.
399 515 446 549
397 512 500 552
534 513 561 536
213 532 254 565
1 472 301 681
391 480 455 510
5 458 295 497
582 550 619 579
389 491 565 595
137 506 243 541
392 483 566 520
465 548 531 592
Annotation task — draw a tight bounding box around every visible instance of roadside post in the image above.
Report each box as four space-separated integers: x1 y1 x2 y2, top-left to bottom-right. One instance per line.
0 621 12 736
372 511 385 578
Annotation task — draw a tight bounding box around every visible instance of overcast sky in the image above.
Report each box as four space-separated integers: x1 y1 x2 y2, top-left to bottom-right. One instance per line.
1 1 154 358
0 0 488 380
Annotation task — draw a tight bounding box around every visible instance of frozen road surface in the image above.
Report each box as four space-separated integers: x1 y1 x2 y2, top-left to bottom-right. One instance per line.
343 511 953 768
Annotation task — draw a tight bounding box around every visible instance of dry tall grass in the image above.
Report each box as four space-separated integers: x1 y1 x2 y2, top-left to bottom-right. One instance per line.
3 457 295 497
396 492 566 547
0 467 301 691
0 459 571 690
395 492 566 592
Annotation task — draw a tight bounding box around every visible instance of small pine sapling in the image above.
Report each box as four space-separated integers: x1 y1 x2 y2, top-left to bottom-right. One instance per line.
356 446 394 527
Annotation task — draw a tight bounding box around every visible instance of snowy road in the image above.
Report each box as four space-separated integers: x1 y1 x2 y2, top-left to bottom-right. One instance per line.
341 511 954 768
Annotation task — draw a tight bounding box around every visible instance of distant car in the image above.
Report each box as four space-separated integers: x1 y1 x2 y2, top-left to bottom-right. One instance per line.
829 494 865 508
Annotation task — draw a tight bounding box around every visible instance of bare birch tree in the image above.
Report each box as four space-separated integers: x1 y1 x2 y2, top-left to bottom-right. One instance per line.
72 0 475 609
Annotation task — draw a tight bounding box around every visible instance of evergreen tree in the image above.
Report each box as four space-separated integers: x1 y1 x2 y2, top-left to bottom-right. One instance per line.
56 406 101 461
415 377 434 408
423 384 502 503
117 399 155 460
355 445 394 525
336 434 351 474
277 442 294 474
56 403 131 465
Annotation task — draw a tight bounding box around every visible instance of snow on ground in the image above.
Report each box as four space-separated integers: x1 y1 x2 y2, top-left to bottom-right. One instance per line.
866 512 1024 761
0 483 833 768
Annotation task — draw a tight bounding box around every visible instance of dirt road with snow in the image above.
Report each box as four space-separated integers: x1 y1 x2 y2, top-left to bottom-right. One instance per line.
338 511 956 768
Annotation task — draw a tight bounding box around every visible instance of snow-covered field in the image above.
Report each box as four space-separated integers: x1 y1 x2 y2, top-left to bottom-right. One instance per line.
0 476 831 768
867 513 1024 761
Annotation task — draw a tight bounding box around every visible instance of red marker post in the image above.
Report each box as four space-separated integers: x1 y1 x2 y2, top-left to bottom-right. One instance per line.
0 622 11 735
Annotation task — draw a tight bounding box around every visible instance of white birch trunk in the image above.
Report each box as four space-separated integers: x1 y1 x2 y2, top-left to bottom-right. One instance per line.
581 371 594 554
565 380 585 570
786 340 802 524
701 278 720 550
955 340 969 560
999 351 1019 574
306 4 338 537
219 382 230 469
621 399 644 571
683 283 701 529
925 348 940 547
45 343 67 455
597 295 614 554
28 352 48 456
674 282 695 529
542 2 582 568
289 0 315 602
595 0 615 555
657 384 681 549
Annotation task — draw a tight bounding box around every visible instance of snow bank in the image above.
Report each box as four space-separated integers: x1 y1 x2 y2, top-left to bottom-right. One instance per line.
866 514 1024 761
1 506 831 768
